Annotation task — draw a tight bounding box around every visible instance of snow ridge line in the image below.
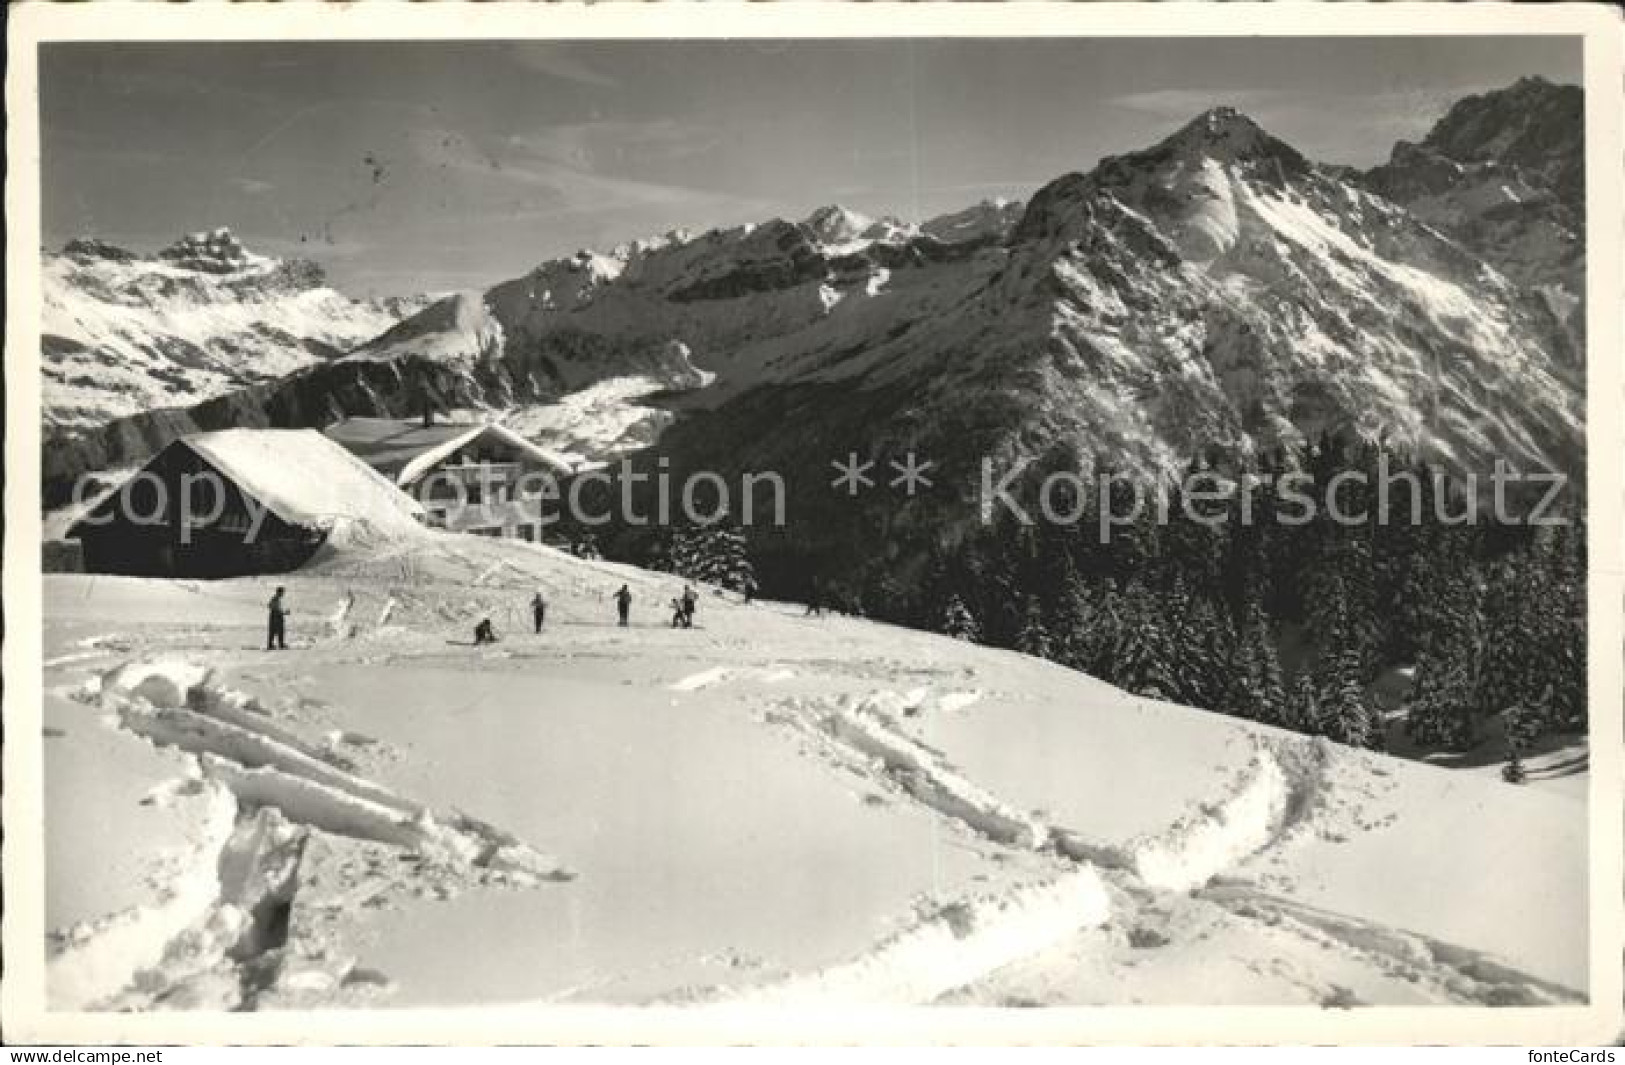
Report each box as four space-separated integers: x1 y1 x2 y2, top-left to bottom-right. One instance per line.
1123 747 1291 893
820 695 1048 849
670 666 795 692
776 690 1315 882
103 807 313 1011
745 689 1331 1004
46 778 241 1011
57 658 576 1009
703 865 1113 1006
80 659 572 880
1197 883 1586 1006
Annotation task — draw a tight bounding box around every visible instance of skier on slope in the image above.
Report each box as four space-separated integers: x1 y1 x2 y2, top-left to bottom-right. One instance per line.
266 586 290 651
613 584 633 627
531 589 547 633
680 584 698 629
474 617 499 645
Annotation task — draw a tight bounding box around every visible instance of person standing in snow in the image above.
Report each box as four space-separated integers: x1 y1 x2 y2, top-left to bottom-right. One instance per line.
267 586 289 651
805 578 824 619
531 590 547 633
614 584 632 627
680 584 698 629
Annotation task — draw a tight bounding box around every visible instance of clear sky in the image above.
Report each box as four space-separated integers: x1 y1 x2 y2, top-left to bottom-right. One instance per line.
41 36 1581 296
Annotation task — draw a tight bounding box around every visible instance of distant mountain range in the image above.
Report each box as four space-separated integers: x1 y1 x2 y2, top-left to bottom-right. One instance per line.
41 228 432 432
41 77 1584 514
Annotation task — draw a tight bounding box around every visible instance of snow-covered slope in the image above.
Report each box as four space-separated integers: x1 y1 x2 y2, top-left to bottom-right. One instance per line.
42 229 428 432
35 529 1587 1013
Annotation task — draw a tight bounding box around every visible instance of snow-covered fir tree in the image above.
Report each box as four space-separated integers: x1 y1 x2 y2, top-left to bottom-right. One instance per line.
665 521 757 593
1016 596 1054 659
942 595 981 642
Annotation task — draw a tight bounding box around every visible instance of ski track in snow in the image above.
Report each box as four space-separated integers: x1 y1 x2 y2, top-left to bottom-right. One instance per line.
669 665 796 692
1195 883 1583 1006
714 866 1113 1006
42 584 1579 1009
737 684 1573 1006
51 657 572 1009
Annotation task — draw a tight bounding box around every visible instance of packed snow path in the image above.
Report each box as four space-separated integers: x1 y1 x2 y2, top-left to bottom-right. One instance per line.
40 533 1587 1008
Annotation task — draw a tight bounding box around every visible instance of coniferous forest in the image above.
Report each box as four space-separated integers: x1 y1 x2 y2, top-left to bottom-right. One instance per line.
591 434 1585 774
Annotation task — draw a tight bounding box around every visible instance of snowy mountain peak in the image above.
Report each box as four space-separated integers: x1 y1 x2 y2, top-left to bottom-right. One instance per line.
1413 76 1582 216
1189 104 1259 133
42 231 428 431
1360 74 1583 305
1155 106 1304 169
156 227 264 274
801 204 878 245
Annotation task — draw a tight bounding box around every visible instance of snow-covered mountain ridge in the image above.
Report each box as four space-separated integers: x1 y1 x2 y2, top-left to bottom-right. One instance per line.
1360 77 1584 327
42 228 430 432
631 102 1581 530
41 82 1584 512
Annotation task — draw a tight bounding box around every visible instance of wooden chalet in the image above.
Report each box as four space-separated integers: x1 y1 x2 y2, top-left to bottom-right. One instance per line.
324 417 574 541
68 429 425 577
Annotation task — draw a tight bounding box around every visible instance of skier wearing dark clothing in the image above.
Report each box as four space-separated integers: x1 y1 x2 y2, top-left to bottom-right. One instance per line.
805 580 824 619
531 591 547 633
474 618 498 645
680 585 698 629
670 597 686 628
267 587 289 650
614 584 632 627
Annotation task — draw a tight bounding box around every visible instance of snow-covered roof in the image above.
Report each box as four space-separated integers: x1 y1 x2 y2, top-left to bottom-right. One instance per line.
323 417 478 474
70 428 426 538
178 429 424 534
394 422 575 488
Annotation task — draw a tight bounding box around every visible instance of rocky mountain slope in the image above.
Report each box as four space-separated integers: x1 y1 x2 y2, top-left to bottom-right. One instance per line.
41 229 429 432
645 105 1582 505
43 84 1584 520
1361 76 1583 330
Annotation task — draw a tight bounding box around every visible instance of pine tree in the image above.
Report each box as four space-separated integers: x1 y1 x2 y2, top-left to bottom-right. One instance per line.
1218 603 1287 727
1111 589 1183 701
863 568 911 625
667 521 757 593
1501 691 1546 784
1286 673 1321 736
942 595 981 642
1404 646 1478 750
1537 518 1587 734
1317 647 1382 750
1016 596 1054 660
1166 582 1231 708
1051 575 1101 673
1403 569 1485 751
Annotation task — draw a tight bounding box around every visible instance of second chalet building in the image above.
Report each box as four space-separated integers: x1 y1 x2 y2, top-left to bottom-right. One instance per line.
324 417 576 541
